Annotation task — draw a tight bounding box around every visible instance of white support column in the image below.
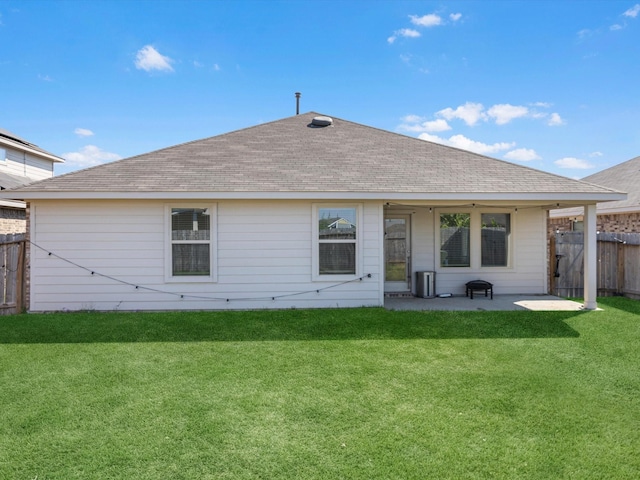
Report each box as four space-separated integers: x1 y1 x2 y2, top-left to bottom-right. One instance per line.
583 204 598 310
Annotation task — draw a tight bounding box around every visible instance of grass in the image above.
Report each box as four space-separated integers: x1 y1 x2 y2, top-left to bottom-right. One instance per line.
0 298 639 479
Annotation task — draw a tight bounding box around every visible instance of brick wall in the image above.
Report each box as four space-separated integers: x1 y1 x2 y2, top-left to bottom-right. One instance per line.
597 212 640 233
0 207 26 234
548 211 640 237
548 217 574 236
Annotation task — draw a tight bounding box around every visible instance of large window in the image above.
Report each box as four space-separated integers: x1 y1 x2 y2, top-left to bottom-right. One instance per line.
167 206 214 280
439 211 512 269
440 213 470 267
314 205 360 278
481 213 510 267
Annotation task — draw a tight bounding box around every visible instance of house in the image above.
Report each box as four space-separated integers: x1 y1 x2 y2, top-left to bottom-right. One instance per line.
549 156 640 234
326 218 356 230
0 112 624 312
0 128 64 233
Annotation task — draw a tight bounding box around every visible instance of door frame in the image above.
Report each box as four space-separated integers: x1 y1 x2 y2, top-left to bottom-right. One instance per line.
384 213 412 293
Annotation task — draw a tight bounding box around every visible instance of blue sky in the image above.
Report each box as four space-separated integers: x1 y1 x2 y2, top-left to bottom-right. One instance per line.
2 0 639 177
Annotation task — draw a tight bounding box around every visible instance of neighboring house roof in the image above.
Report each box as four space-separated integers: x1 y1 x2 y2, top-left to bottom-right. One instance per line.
327 218 356 229
2 112 624 204
0 171 35 190
550 155 639 218
0 128 65 164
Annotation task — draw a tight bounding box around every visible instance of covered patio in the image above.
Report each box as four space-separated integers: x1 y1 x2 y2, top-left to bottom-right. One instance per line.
385 294 588 312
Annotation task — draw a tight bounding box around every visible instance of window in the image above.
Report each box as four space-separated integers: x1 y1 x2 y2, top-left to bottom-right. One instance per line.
0 148 6 164
481 213 510 267
440 213 470 267
314 205 360 278
167 205 215 280
438 210 513 269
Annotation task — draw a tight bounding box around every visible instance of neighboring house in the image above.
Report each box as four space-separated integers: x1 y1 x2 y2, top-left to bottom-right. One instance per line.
326 218 356 229
549 156 639 234
1 112 624 312
0 128 64 233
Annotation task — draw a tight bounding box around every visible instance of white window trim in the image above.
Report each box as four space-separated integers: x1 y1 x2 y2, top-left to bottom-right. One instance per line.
312 203 363 282
164 203 217 283
435 208 515 272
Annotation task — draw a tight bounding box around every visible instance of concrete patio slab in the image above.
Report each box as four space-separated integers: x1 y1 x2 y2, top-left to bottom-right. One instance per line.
384 295 588 312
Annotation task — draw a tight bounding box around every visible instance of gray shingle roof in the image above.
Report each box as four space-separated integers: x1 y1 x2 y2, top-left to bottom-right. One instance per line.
550 156 638 217
581 156 640 211
7 112 621 198
0 172 34 190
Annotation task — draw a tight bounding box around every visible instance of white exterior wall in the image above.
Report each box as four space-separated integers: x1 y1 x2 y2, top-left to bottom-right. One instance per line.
409 207 547 296
29 199 383 312
1 147 54 180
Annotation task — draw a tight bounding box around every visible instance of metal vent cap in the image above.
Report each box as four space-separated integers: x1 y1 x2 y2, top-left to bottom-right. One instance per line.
311 116 333 127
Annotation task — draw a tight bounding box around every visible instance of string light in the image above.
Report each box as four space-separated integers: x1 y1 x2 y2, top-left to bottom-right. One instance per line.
30 241 375 304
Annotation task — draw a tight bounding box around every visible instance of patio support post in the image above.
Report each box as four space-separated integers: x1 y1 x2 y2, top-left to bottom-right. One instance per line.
583 203 598 310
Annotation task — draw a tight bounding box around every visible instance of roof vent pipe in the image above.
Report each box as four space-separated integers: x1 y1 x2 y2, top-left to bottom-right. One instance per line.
295 92 301 115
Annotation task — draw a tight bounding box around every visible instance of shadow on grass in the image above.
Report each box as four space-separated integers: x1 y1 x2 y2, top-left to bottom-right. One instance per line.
0 308 583 344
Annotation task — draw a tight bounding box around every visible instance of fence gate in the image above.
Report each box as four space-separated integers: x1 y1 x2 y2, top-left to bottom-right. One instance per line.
0 233 26 315
550 231 640 299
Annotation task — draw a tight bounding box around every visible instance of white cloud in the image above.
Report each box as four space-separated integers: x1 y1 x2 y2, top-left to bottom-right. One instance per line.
62 145 122 168
74 128 94 137
504 148 541 162
487 104 529 125
399 117 451 133
213 63 221 71
422 119 451 132
554 157 594 169
531 101 552 108
610 23 624 31
589 151 603 157
437 102 486 126
38 74 53 82
401 114 423 123
419 132 515 155
577 28 593 40
398 28 421 38
548 112 565 126
409 14 442 27
135 45 174 72
447 134 515 154
388 28 421 43
624 4 640 18
450 13 462 22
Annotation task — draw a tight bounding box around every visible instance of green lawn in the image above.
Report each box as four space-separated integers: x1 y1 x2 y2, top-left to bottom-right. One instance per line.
1 298 639 479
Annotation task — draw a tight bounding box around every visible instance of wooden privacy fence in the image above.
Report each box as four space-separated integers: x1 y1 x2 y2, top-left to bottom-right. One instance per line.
550 231 640 299
0 233 27 315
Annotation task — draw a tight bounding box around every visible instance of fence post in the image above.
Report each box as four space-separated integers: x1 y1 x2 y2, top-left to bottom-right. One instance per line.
617 242 625 296
549 234 556 295
16 240 25 313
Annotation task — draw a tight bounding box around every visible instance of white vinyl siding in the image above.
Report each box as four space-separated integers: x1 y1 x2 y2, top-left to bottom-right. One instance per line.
1 147 54 181
28 199 549 311
29 199 382 311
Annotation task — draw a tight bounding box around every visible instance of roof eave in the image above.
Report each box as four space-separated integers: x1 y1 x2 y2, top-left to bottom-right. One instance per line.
0 138 65 163
0 190 627 203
